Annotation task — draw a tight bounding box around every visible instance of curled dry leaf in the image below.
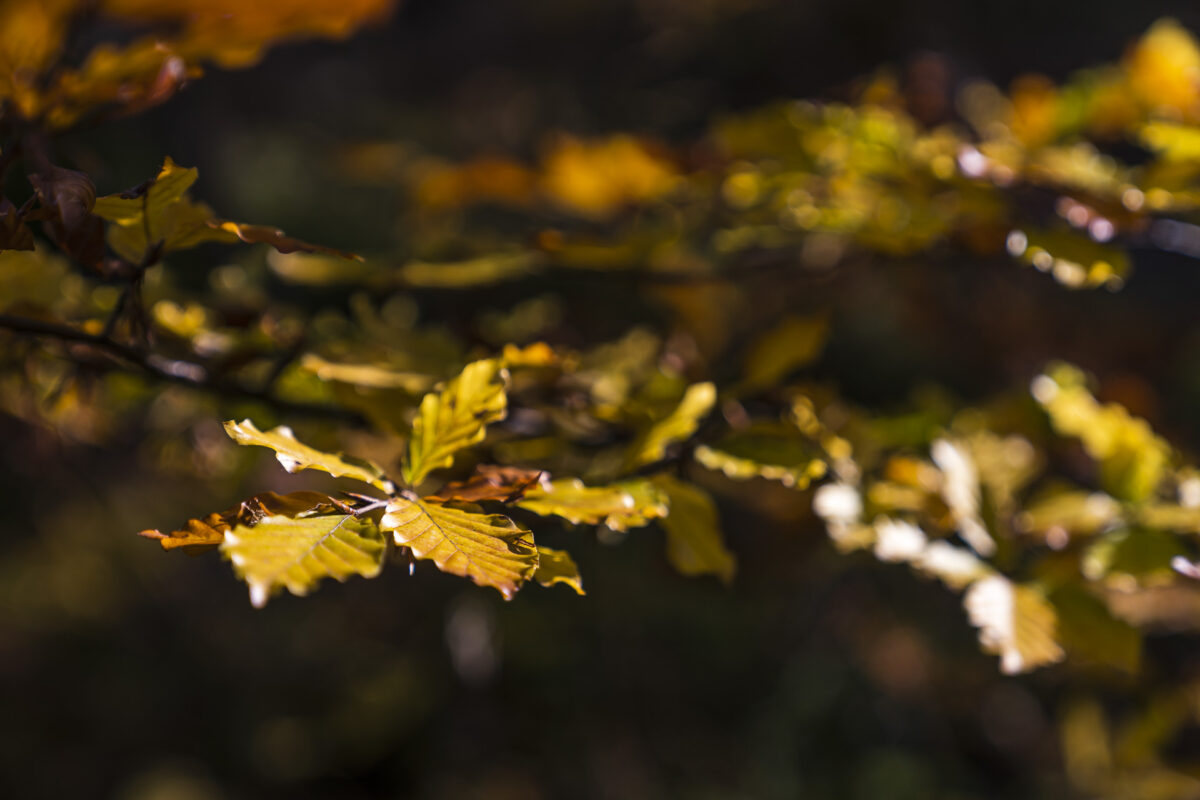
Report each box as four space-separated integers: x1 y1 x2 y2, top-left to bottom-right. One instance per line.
427 465 549 504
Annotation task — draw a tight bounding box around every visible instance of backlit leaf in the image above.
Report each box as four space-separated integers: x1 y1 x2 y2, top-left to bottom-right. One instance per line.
740 314 829 392
964 575 1066 674
1033 364 1170 502
653 475 736 584
224 418 393 492
402 358 508 487
627 381 715 468
695 423 828 488
222 510 385 608
518 478 668 531
381 497 537 599
534 546 585 594
139 490 346 553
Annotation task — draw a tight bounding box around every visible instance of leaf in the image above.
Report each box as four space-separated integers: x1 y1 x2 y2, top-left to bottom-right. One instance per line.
224 419 393 492
694 423 828 488
964 575 1066 674
740 314 829 392
381 497 537 599
534 546 585 594
627 381 715 468
518 478 668 531
402 358 508 487
139 490 346 553
1049 583 1142 673
1007 227 1129 289
1033 364 1170 502
398 252 542 287
0 199 34 251
427 465 547 504
1016 489 1122 539
222 510 386 608
300 354 435 393
653 475 736 584
1081 528 1186 588
207 220 361 260
93 156 198 223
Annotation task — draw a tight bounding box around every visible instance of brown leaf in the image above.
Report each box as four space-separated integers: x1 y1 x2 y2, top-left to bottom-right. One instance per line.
139 490 349 554
207 220 362 260
428 465 549 504
28 163 107 267
0 199 34 251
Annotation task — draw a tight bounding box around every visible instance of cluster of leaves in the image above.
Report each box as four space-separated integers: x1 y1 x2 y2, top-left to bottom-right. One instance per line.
7 0 1200 707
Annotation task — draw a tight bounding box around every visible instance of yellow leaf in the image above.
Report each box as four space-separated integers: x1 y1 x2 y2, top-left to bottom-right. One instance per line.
224 418 393 492
540 134 678 219
518 478 668 531
964 576 1065 674
1032 364 1170 502
534 546 585 594
382 497 537 599
403 358 508 487
222 509 385 607
626 381 715 468
653 475 735 584
139 490 345 554
300 354 435 393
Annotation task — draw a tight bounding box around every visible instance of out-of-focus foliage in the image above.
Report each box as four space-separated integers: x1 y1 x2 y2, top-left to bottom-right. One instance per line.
12 2 1200 797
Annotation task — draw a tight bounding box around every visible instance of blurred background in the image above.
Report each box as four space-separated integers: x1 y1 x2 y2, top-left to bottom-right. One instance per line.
8 1 1200 797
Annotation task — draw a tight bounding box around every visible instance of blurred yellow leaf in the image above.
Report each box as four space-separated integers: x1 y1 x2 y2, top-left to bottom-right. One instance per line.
653 475 736 584
964 575 1065 674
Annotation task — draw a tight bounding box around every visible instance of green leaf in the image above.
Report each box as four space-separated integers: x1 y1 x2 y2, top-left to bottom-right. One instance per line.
518 478 668 531
534 546 585 594
1007 227 1129 289
1016 488 1122 540
694 423 828 488
403 358 508 488
224 419 393 492
381 497 537 599
1033 364 1170 503
398 251 542 287
740 314 828 392
653 475 736 584
222 510 386 608
964 575 1065 674
626 381 716 468
300 354 436 393
1049 583 1141 673
1081 528 1186 588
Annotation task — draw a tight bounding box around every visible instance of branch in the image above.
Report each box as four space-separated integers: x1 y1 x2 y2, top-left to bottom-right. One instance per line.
0 313 367 424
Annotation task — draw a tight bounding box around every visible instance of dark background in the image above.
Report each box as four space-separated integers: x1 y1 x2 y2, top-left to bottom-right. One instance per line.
6 1 1200 797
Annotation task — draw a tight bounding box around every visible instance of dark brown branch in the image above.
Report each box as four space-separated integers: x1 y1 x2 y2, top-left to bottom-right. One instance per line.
0 313 367 424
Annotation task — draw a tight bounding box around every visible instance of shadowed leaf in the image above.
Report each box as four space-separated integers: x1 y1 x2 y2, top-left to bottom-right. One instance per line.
695 423 828 488
627 381 715 468
428 465 547 504
654 475 736 584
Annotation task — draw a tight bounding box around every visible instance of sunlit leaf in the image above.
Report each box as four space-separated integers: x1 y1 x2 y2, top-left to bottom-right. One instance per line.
1007 228 1129 289
1033 364 1170 502
1082 528 1186 588
222 509 385 608
398 252 541 287
626 381 715 468
518 478 668 531
300 354 435 393
381 497 537 599
207 220 360 260
1017 489 1122 539
534 546 585 594
139 490 346 553
964 575 1066 674
695 423 828 488
402 358 508 487
224 418 393 492
653 475 735 584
